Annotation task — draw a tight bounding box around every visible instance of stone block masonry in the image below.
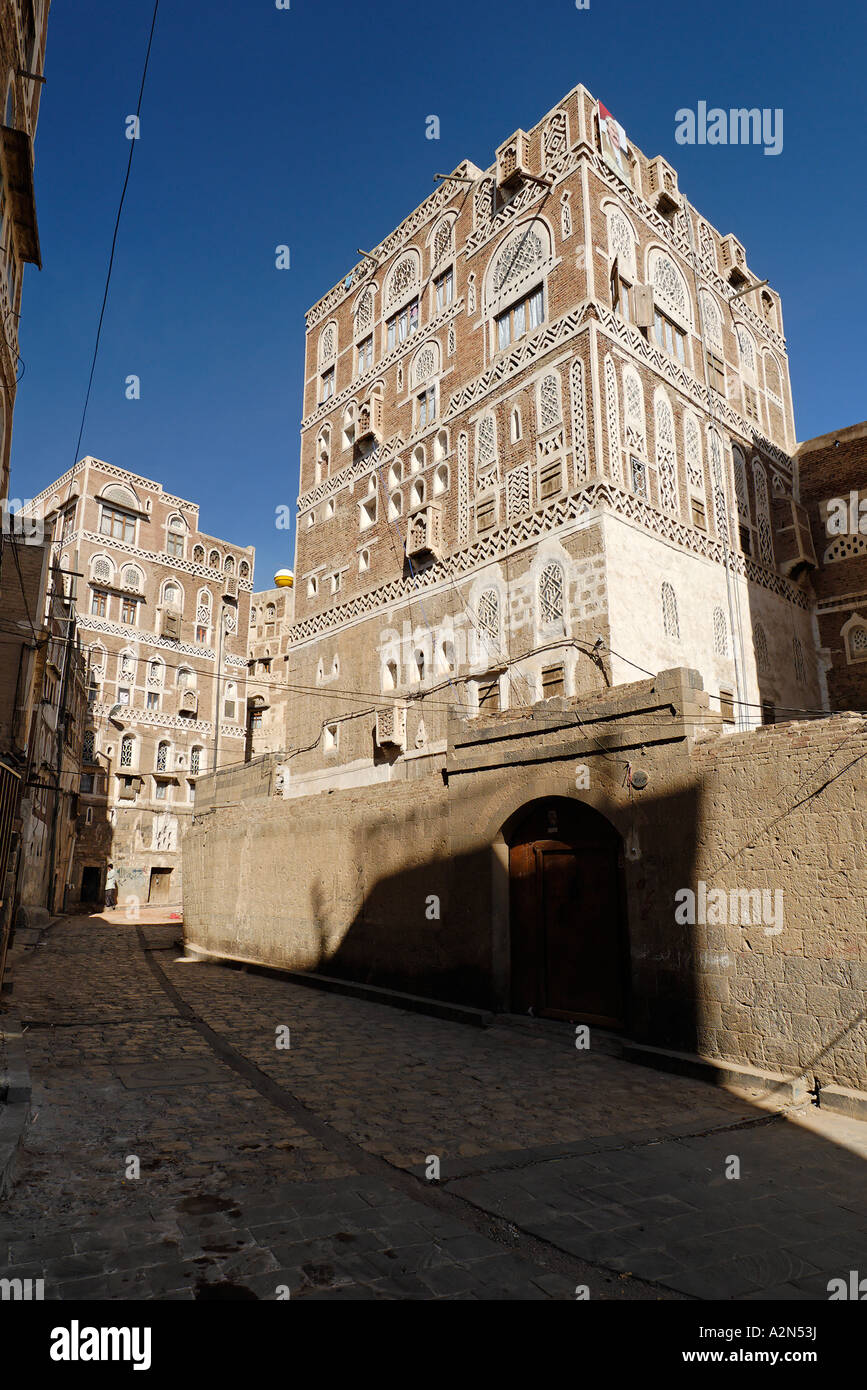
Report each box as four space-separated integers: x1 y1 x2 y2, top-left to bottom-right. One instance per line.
184 671 867 1095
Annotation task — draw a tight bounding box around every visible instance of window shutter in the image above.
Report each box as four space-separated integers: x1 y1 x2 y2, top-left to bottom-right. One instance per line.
633 283 654 327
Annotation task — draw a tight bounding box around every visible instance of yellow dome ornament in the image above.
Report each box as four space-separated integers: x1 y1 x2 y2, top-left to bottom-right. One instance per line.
274 569 294 589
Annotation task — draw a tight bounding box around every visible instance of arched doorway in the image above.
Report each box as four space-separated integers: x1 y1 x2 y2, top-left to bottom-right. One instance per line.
507 798 627 1026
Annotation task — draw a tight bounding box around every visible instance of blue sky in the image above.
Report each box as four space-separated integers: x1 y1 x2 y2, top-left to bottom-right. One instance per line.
10 0 866 588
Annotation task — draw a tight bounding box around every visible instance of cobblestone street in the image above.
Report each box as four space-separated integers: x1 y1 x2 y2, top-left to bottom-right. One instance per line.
1 912 865 1301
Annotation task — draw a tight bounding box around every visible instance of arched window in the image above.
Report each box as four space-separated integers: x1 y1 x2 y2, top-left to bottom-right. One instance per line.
177 667 194 688
156 740 170 771
120 734 135 769
118 649 135 681
736 325 756 378
539 562 565 626
162 581 182 609
731 445 750 524
354 287 374 336
386 461 400 488
760 291 776 329
537 373 562 431
662 581 679 639
844 620 867 664
410 479 425 509
477 414 497 470
318 321 337 367
411 341 439 387
607 207 636 281
239 560 249 579
713 606 728 656
208 549 220 569
648 250 691 326
414 647 426 682
431 217 453 269
752 459 774 566
753 622 770 673
316 426 331 484
147 657 164 688
793 636 807 685
383 658 398 691
604 355 622 484
709 430 730 544
441 638 456 672
384 250 420 312
166 515 185 558
684 412 705 505
487 219 550 349
411 444 425 474
698 291 723 350
383 252 419 322
490 223 547 300
196 590 212 637
388 491 402 520
223 554 235 574
192 544 205 564
622 367 646 455
654 390 678 516
434 428 449 462
433 464 449 496
121 564 142 592
190 746 203 776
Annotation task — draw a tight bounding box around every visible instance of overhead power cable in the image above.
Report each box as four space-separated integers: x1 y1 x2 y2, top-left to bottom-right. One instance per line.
71 0 161 468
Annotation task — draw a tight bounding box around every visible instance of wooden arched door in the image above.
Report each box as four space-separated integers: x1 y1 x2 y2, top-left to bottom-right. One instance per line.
509 799 626 1026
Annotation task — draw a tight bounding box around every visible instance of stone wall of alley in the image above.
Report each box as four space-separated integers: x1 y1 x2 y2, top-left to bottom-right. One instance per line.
183 673 867 1094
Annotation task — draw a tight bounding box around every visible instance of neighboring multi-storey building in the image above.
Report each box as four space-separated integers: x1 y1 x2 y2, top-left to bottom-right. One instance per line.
22 458 254 906
281 83 821 790
0 531 46 978
0 0 49 501
246 573 294 759
17 561 86 915
0 0 50 980
797 419 867 712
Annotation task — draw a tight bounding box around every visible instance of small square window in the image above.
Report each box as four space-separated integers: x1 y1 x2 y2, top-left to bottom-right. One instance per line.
541 665 565 698
630 457 648 500
719 689 735 726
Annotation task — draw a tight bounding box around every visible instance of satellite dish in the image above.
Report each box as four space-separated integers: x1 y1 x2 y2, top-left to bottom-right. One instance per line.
108 704 126 726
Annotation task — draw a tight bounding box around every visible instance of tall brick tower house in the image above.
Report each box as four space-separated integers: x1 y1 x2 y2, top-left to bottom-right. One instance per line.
23 459 254 906
281 84 821 792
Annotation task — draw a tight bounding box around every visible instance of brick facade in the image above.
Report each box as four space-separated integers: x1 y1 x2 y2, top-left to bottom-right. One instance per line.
797 420 867 711
280 83 818 797
22 459 254 906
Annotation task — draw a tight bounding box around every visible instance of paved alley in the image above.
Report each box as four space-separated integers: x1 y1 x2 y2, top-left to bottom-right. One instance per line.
1 912 865 1301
